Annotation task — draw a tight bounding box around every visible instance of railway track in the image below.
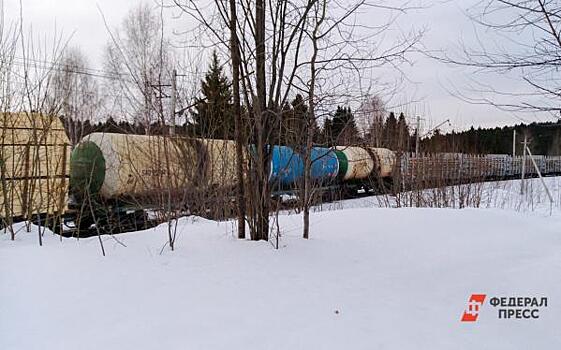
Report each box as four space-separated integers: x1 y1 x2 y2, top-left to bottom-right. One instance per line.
55 172 558 238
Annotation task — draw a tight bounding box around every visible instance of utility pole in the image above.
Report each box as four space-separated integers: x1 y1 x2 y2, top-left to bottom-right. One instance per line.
512 129 516 157
521 134 529 195
415 115 420 157
148 71 178 136
525 145 554 213
144 78 151 135
170 69 177 136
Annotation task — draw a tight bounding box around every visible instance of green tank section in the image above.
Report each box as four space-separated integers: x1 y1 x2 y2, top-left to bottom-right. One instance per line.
69 141 106 197
334 150 348 179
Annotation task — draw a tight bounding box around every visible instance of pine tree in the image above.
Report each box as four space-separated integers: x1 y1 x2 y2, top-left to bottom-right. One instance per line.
191 51 234 139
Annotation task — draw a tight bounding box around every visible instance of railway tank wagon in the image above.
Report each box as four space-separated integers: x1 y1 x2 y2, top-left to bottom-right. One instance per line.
332 146 397 182
334 146 374 181
70 133 200 200
369 147 396 178
70 133 257 227
332 146 397 194
269 145 304 188
200 139 248 190
310 147 339 182
269 146 339 189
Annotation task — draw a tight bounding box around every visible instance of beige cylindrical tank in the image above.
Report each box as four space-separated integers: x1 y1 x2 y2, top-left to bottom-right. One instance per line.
73 133 199 198
198 139 248 189
335 146 374 180
369 147 396 178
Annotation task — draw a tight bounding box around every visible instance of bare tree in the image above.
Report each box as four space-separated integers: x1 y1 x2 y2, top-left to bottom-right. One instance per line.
300 0 423 239
172 0 423 241
0 2 73 246
173 0 319 240
228 0 247 239
0 3 19 235
102 3 175 132
359 95 387 147
0 5 18 114
445 0 561 114
48 48 102 146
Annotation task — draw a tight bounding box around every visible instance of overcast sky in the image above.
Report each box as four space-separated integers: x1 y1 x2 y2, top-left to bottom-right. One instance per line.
3 0 556 132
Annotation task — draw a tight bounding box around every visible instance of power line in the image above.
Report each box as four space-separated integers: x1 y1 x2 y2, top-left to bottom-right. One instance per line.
12 56 123 77
10 56 136 82
10 60 129 82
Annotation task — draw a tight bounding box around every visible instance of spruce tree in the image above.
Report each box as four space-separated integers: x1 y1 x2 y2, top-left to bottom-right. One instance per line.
324 106 360 145
277 94 320 147
191 51 234 139
383 112 398 149
321 118 334 145
396 112 410 151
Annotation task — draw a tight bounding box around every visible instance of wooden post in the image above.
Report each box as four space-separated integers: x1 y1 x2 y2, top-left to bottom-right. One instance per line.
512 129 516 157
521 134 528 195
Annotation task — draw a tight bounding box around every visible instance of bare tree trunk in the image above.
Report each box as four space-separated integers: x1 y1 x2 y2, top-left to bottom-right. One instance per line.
229 0 246 239
253 0 269 241
303 0 324 239
302 117 313 239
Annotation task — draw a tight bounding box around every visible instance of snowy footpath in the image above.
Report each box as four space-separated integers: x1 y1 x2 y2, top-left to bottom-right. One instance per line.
2 186 561 349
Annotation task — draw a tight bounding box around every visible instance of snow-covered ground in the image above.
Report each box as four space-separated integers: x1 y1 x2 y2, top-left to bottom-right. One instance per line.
2 177 561 349
314 175 561 214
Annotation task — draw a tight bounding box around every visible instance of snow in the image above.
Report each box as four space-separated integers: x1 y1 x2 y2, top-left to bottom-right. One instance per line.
314 175 561 215
2 177 561 349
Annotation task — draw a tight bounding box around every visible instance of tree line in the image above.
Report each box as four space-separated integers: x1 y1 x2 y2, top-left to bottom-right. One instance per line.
61 43 561 161
422 121 561 156
67 51 416 153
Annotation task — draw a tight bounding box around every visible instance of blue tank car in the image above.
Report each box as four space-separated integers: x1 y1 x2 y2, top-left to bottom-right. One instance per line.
269 145 304 187
269 146 339 188
310 147 339 182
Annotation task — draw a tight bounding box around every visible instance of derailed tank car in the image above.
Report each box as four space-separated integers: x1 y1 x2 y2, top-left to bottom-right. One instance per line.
69 133 256 227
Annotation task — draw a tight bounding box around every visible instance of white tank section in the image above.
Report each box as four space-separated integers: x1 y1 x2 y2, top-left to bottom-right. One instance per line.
336 146 374 180
369 147 396 178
